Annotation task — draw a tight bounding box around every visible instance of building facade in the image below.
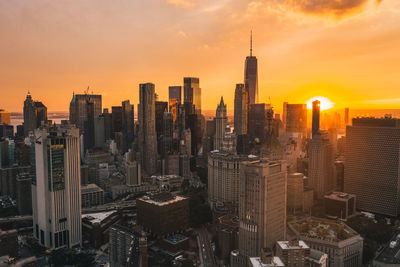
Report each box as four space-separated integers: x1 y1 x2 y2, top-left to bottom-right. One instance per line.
32 126 82 249
344 117 400 216
138 83 158 175
233 159 287 266
234 83 249 135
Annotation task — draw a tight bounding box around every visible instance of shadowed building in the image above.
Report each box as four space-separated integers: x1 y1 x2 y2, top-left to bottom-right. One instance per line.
138 83 158 175
344 117 400 216
234 83 249 135
183 77 201 114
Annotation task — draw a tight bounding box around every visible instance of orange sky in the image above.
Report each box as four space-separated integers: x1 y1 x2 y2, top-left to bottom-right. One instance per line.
1 0 400 113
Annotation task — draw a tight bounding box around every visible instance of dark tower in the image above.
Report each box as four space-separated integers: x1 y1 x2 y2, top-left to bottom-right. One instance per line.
244 31 258 105
312 100 320 137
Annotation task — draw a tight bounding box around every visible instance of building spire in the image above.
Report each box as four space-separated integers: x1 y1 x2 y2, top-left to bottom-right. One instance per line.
250 30 253 57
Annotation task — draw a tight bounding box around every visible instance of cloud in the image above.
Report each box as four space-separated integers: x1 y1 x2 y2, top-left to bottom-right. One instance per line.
287 0 384 18
166 0 195 8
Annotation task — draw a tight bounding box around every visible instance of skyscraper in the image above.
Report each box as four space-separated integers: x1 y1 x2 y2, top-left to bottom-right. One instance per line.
244 32 258 105
69 93 102 131
109 224 147 267
183 77 201 114
312 100 320 137
285 104 307 135
308 131 335 199
232 159 287 266
214 97 227 151
344 107 350 126
23 92 48 136
122 100 134 152
168 86 181 106
345 117 400 216
32 126 81 249
138 83 158 175
234 83 248 135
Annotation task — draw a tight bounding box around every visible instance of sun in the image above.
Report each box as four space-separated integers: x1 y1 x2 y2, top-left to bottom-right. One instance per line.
306 96 334 111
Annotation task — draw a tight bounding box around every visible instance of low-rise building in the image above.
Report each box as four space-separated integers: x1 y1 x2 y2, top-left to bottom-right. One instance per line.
276 240 310 266
324 192 356 220
81 210 122 248
288 217 363 267
110 184 158 200
137 192 189 237
81 183 104 208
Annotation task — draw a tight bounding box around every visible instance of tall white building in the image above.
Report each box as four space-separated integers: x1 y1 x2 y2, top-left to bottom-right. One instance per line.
232 159 287 267
32 126 82 249
214 97 227 151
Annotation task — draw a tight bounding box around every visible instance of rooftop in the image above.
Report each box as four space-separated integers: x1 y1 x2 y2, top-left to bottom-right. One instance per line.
324 191 356 201
82 210 117 224
81 183 104 194
288 218 359 242
277 240 309 250
139 193 187 206
249 257 285 267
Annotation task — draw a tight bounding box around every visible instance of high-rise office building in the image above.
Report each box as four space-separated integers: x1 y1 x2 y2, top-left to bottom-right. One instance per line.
155 101 168 155
183 77 201 114
345 117 400 216
244 32 258 105
308 131 335 199
69 93 102 131
168 86 181 106
161 112 173 156
232 159 287 266
138 83 158 175
122 100 134 153
84 100 95 151
234 84 249 135
208 151 258 212
109 224 147 267
32 126 81 249
285 104 307 135
23 92 48 136
248 103 272 144
344 107 350 126
214 97 227 151
312 100 320 137
0 110 11 125
112 106 123 136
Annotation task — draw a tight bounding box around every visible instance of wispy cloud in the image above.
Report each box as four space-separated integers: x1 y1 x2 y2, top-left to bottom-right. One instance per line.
165 0 195 8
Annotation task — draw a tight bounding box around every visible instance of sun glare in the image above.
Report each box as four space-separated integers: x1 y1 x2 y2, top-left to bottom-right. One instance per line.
306 96 334 111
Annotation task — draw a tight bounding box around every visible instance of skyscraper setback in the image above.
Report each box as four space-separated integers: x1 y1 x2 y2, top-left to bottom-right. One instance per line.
244 32 258 105
214 97 227 151
23 92 48 136
32 126 82 249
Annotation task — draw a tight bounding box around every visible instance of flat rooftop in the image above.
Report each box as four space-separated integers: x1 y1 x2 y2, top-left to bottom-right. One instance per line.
249 257 285 267
82 210 117 224
289 218 359 242
81 183 103 193
324 191 355 201
277 240 309 250
139 193 187 206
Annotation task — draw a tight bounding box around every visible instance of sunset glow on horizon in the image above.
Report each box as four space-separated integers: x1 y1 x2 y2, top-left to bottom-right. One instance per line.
306 96 334 111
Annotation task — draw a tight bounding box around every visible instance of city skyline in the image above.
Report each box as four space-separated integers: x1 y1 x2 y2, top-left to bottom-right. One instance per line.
1 1 400 112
